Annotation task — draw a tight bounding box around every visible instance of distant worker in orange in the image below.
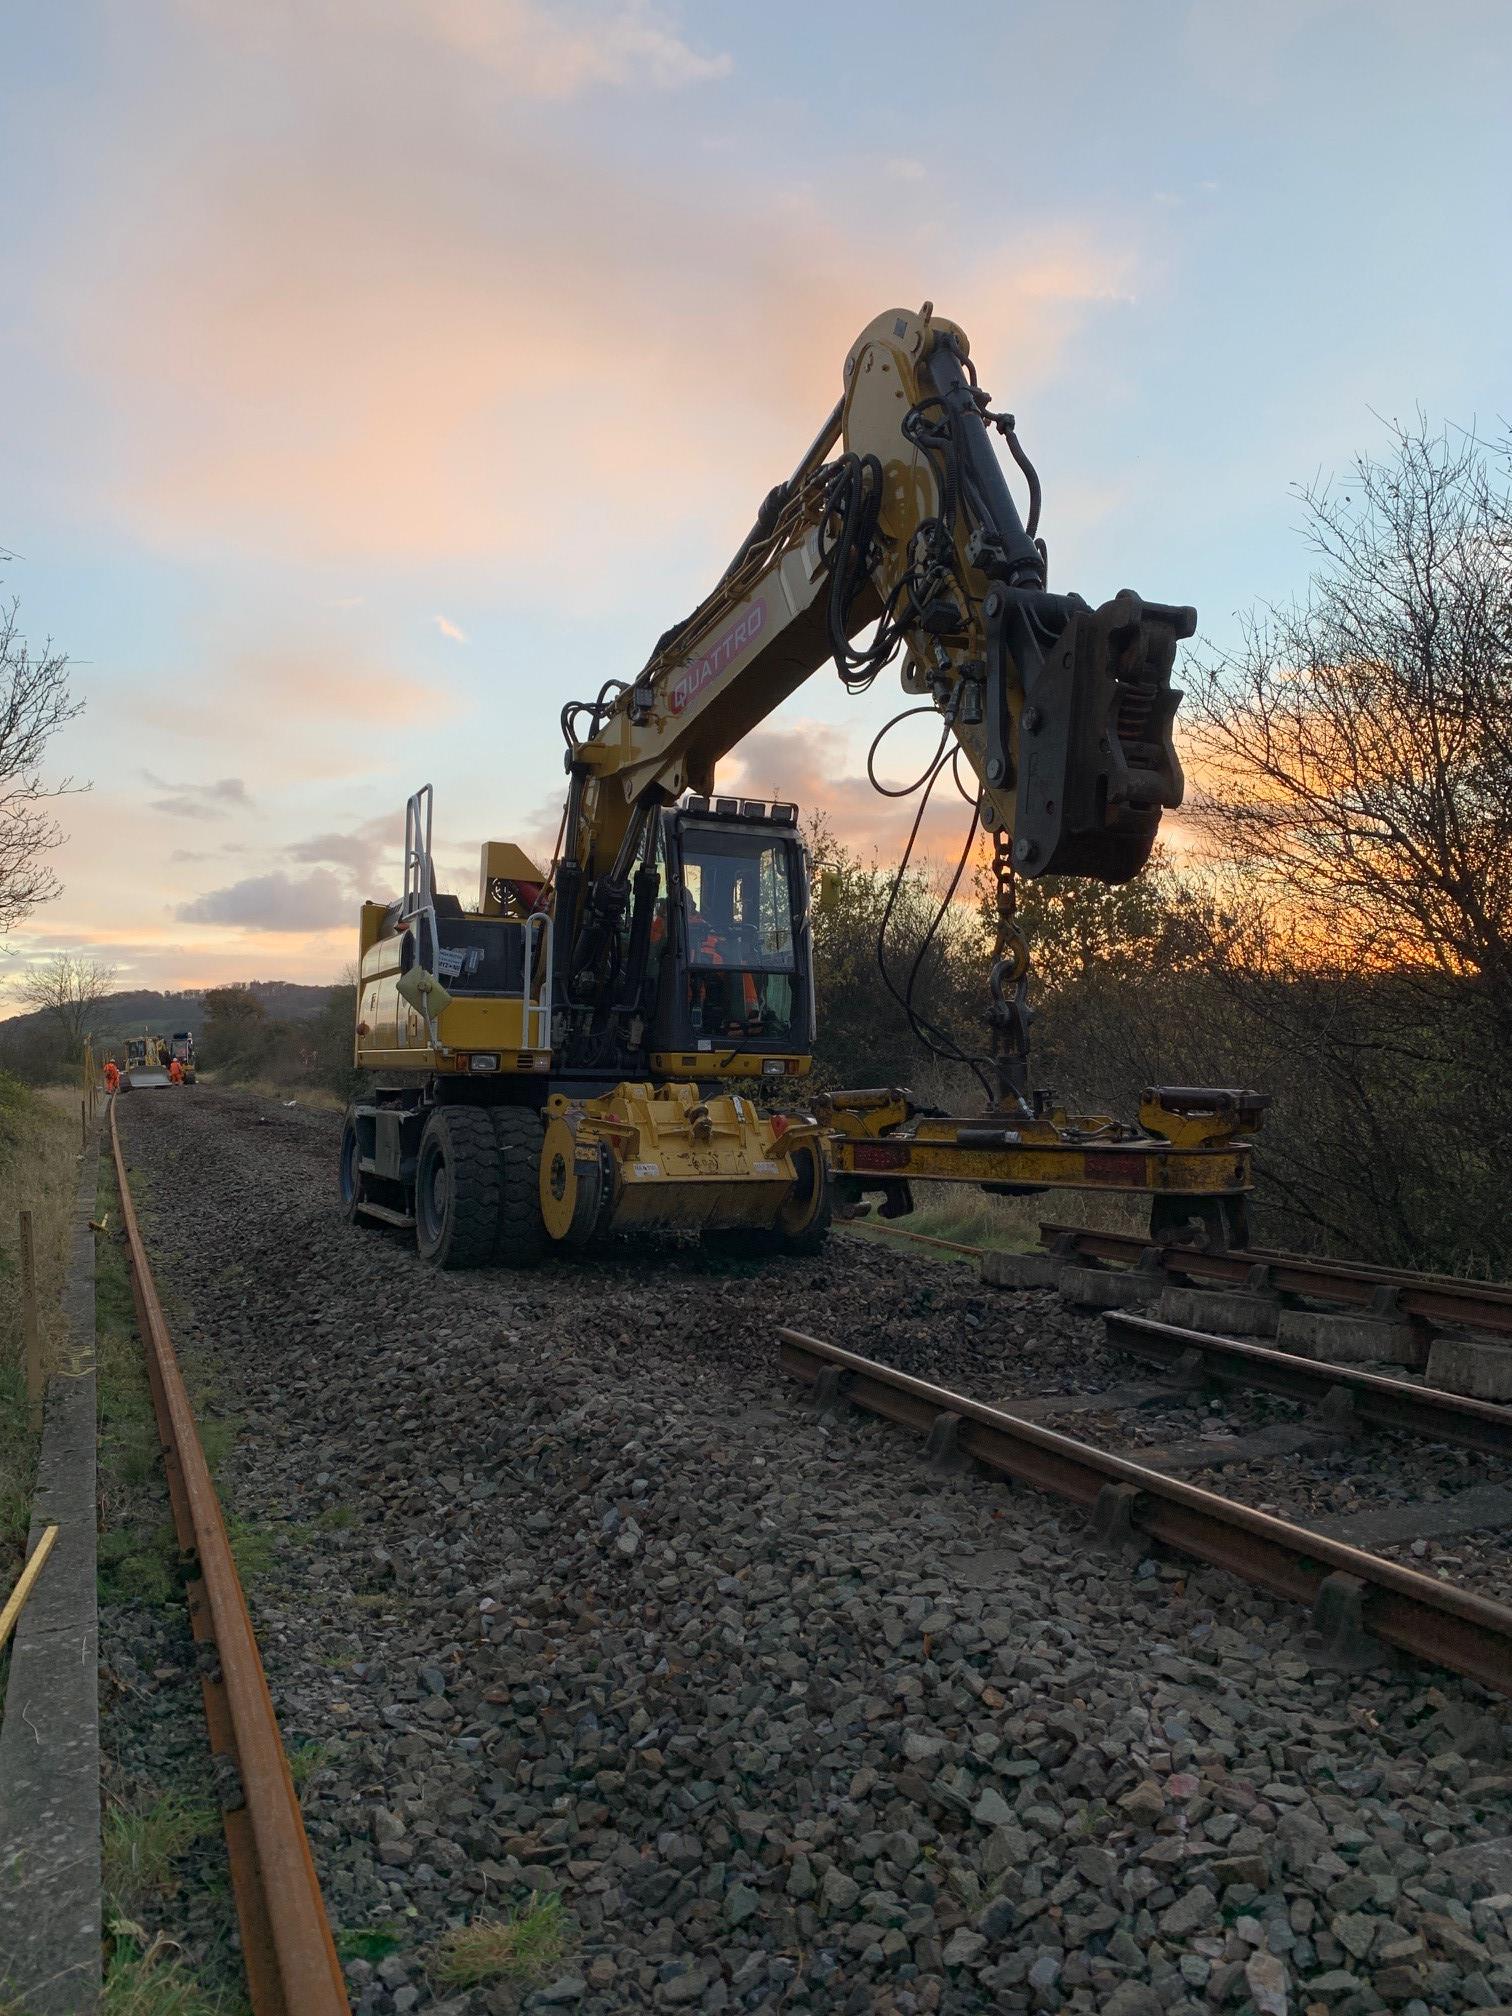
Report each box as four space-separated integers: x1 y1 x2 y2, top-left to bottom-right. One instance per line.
168 1057 184 1086
103 1059 121 1095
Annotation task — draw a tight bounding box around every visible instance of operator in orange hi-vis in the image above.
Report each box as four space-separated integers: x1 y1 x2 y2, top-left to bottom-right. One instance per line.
103 1059 120 1094
168 1057 184 1085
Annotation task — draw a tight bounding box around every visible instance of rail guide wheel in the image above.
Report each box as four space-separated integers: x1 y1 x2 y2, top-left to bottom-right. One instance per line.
539 1114 613 1249
706 1140 832 1260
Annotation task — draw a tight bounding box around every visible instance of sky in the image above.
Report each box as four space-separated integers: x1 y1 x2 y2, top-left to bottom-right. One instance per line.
1 0 1508 1005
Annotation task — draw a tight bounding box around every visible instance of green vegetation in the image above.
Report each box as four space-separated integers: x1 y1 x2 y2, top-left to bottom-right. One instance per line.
286 1739 334 1792
431 1893 571 1987
95 1164 176 1610
335 1925 404 1964
103 1792 216 1911
222 1514 279 1586
198 982 357 1100
101 1921 246 2016
0 1075 84 1690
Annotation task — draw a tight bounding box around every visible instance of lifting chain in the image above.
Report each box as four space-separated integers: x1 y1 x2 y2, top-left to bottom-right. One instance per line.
986 828 1033 1110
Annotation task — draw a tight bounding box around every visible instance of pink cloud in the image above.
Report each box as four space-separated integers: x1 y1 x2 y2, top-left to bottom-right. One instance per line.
37 11 1147 574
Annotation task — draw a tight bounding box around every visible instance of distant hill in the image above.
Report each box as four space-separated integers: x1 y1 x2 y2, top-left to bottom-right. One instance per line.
0 979 336 1061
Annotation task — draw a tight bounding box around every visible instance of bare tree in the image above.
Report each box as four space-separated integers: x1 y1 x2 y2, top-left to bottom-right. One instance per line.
17 954 116 1059
1176 419 1512 1264
0 594 84 935
1185 417 1512 1011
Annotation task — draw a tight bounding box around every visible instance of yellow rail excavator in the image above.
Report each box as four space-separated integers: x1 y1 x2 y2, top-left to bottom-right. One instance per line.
344 304 1263 1268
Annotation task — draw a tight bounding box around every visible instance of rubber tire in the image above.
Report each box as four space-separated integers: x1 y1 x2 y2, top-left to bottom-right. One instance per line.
338 1114 366 1225
415 1107 503 1269
492 1106 546 1269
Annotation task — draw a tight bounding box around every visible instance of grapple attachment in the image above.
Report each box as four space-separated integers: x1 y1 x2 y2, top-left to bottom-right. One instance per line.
985 585 1193 884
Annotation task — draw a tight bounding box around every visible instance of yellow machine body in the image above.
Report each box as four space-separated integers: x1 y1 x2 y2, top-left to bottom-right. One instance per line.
355 900 552 1078
339 303 1266 1270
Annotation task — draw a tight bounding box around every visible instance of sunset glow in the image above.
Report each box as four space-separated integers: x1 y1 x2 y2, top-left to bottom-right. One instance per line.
2 1 1505 1000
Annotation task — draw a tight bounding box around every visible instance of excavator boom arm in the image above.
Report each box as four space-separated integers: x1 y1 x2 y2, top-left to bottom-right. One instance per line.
569 305 1191 879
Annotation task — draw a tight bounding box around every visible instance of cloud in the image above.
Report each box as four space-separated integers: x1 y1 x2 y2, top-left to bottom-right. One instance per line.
169 843 251 863
400 0 733 96
141 772 252 820
176 869 350 931
719 718 986 872
34 8 1147 574
286 818 395 889
433 614 468 643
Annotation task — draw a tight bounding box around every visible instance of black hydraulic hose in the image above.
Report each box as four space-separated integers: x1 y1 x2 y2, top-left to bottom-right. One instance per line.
923 338 1044 587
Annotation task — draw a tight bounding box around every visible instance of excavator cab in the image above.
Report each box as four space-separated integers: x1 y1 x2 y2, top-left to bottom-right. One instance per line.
644 796 815 1080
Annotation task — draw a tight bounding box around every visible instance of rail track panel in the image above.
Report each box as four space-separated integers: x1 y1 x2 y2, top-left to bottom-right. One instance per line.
779 1330 1512 1695
1040 1220 1512 1340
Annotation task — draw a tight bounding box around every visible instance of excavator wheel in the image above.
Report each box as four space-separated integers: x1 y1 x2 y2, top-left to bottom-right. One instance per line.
415 1107 503 1269
492 1106 546 1268
338 1113 381 1229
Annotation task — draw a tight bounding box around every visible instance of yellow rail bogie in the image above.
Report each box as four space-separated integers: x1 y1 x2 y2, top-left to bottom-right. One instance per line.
540 1083 826 1241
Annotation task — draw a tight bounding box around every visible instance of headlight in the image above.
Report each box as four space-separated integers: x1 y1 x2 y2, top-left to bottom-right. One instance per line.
762 1058 785 1077
468 1054 500 1074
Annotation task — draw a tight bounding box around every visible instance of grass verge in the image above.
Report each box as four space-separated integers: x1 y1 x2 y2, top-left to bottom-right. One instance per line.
103 1791 217 1912
845 1178 1152 1258
0 1075 90 1695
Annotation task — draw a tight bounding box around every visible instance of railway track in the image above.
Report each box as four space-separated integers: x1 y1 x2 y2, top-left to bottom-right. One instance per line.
778 1328 1512 1696
1039 1219 1512 1342
834 1214 1512 1677
109 1100 348 2016
98 1087 1512 2011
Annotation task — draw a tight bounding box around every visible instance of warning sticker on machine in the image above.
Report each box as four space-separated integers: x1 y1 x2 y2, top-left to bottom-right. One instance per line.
751 1160 779 1175
668 597 768 714
633 1162 660 1178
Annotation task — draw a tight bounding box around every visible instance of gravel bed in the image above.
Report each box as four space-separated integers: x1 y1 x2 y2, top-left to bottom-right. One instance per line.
113 1087 1512 2015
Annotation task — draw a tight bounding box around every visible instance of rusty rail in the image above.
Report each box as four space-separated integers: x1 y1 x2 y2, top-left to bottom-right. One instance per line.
1040 1221 1512 1337
841 1219 981 1257
1103 1312 1512 1461
110 1101 349 2016
778 1327 1512 1697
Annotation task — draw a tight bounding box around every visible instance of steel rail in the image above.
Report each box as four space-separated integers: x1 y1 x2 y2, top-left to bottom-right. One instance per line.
842 1220 981 1257
1039 1222 1512 1337
777 1327 1512 1697
1103 1312 1512 1460
109 1101 349 2016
